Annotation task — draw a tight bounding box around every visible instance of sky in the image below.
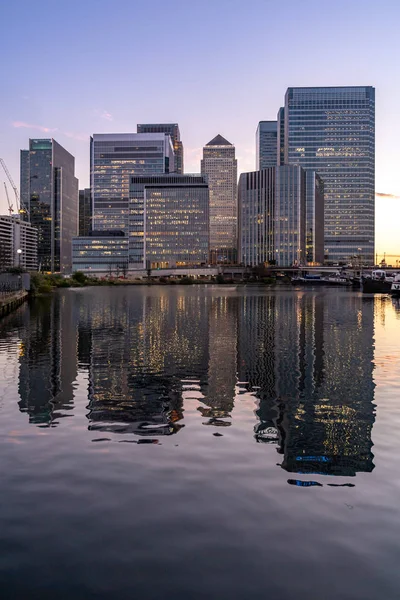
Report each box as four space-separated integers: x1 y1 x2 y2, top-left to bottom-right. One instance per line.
1 0 399 260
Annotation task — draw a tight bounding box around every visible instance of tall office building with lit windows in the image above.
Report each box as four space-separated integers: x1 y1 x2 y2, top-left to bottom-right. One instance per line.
79 188 92 236
90 133 175 235
201 135 237 263
277 107 285 166
238 166 323 267
73 175 209 273
137 124 184 174
20 139 78 272
89 133 175 268
283 86 375 264
130 174 209 268
256 121 277 169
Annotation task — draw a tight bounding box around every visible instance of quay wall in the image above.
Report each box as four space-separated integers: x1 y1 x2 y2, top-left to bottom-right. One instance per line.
0 290 28 318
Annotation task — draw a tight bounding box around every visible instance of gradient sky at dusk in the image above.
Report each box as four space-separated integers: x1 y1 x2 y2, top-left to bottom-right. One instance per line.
1 0 399 259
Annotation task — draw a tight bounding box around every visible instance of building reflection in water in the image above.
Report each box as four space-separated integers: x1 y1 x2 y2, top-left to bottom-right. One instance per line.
14 287 376 477
200 296 238 427
237 292 375 477
17 293 77 426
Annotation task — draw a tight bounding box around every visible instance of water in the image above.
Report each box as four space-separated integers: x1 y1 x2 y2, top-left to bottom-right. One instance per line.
0 286 400 599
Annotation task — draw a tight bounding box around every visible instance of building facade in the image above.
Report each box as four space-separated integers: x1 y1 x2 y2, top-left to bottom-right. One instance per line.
20 139 78 272
90 133 175 266
256 121 277 169
0 215 38 271
239 166 318 267
72 231 128 274
277 108 285 166
79 188 92 236
201 135 237 263
238 169 275 266
305 171 324 264
130 174 209 269
137 124 184 174
274 165 306 267
283 86 375 265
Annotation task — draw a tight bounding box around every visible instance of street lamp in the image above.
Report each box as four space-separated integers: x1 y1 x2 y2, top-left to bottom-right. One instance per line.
17 248 22 269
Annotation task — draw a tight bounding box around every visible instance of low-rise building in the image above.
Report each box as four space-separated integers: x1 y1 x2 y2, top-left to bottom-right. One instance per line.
72 230 128 275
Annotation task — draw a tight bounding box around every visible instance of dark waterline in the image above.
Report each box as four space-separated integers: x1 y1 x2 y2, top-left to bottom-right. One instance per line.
1 286 400 599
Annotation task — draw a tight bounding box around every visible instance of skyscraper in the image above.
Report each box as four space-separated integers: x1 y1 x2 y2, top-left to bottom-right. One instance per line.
130 174 209 268
137 123 184 174
277 108 285 166
20 139 78 272
283 86 375 265
238 165 322 267
256 121 277 169
305 171 324 264
79 188 92 236
201 135 237 264
90 133 175 267
274 165 306 267
238 169 275 266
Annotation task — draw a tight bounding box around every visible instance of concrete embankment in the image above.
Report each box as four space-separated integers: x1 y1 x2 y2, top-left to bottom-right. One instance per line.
0 291 28 318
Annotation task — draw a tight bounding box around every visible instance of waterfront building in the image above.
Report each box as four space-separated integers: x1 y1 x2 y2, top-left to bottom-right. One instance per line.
20 139 78 272
256 121 277 169
90 133 175 265
72 230 128 274
137 123 184 174
238 169 275 266
239 165 321 267
274 166 306 267
305 171 324 264
201 135 237 264
79 188 92 236
0 215 38 271
283 86 375 265
130 174 209 268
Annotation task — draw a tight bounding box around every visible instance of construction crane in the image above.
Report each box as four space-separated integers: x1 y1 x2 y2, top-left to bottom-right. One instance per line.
3 181 13 215
0 158 29 219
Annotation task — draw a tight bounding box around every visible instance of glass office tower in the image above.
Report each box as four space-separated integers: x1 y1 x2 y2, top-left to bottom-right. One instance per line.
129 174 209 268
90 133 175 266
239 166 318 267
256 121 277 169
284 86 375 265
274 166 306 267
20 139 78 272
79 188 92 236
305 171 324 264
238 169 275 266
277 108 285 166
201 135 237 264
137 124 184 174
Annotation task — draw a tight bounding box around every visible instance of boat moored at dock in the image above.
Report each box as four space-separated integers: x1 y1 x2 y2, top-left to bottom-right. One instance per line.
362 270 395 294
390 274 400 298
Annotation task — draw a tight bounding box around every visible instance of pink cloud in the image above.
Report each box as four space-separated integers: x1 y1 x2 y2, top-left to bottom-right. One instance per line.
12 121 58 133
376 192 400 199
93 109 113 121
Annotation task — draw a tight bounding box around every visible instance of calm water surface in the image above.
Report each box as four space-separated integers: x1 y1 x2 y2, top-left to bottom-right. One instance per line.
0 286 400 599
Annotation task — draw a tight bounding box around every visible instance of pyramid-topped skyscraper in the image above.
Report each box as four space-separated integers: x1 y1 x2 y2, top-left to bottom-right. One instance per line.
201 134 237 264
